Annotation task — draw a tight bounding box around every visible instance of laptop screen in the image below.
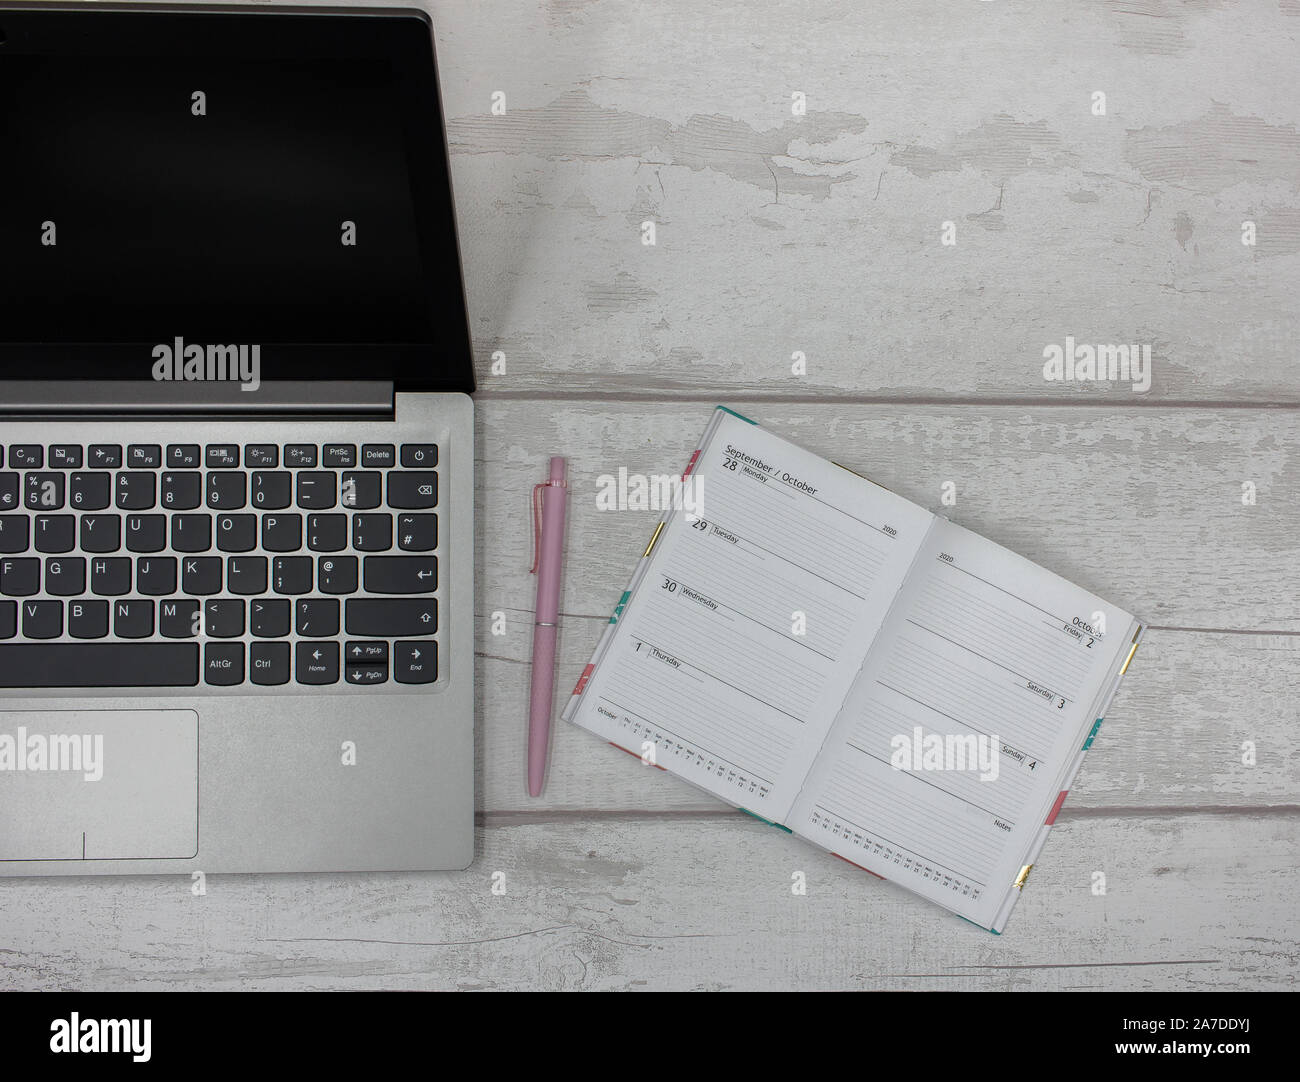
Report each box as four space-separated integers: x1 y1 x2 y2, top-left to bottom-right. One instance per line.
0 7 474 392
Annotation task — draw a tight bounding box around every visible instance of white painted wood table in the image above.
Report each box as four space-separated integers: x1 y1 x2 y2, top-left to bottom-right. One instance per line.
3 0 1298 990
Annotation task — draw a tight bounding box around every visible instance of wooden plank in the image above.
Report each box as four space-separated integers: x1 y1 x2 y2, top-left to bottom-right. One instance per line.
478 628 1300 814
434 2 1300 402
2 814 1290 990
475 401 1300 632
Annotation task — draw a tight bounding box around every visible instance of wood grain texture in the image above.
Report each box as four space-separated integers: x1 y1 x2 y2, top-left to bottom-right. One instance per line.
475 402 1300 632
435 0 1300 402
1 814 1292 990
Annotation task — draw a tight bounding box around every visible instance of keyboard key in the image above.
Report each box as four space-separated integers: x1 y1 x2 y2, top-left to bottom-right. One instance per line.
345 641 388 663
127 445 162 468
284 444 317 468
262 514 302 552
207 472 247 510
250 598 290 638
227 556 268 595
245 444 279 468
68 600 109 639
0 516 29 553
0 474 17 511
216 514 257 552
340 472 382 509
204 642 244 686
252 471 292 510
1 558 40 596
88 445 123 468
387 471 437 509
250 641 290 685
0 601 13 639
80 514 122 554
295 641 339 685
91 557 132 596
397 514 437 552
400 444 438 468
113 599 154 639
318 556 358 595
9 445 43 468
394 641 437 684
126 514 167 553
364 555 437 594
345 598 436 637
296 598 339 637
346 664 388 685
172 514 212 553
34 515 75 554
49 445 83 469
70 472 112 510
136 556 177 596
44 556 86 596
160 599 200 639
321 444 357 468
205 445 240 468
22 600 62 639
181 556 222 595
167 444 201 468
116 471 157 509
307 514 348 552
296 472 336 509
204 599 245 638
272 556 312 594
0 643 198 687
26 472 65 509
161 472 202 510
361 444 395 468
352 513 392 552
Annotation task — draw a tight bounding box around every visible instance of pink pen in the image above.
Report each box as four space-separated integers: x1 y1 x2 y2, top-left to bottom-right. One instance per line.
527 456 569 796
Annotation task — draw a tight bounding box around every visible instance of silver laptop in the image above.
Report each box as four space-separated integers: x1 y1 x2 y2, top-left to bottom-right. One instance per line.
0 4 475 873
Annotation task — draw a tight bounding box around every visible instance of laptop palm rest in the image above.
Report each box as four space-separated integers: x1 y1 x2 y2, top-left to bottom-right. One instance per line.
0 710 198 862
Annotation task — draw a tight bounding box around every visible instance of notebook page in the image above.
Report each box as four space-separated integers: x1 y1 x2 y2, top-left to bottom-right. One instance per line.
790 517 1137 929
566 411 934 822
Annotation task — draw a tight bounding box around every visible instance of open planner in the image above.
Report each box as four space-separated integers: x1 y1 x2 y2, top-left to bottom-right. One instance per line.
564 407 1143 932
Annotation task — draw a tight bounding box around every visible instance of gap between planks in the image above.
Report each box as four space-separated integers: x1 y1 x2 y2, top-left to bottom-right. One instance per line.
475 390 1300 410
474 806 1300 827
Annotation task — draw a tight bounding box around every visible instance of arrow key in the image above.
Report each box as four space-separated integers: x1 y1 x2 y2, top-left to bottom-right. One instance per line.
346 664 388 685
394 640 437 684
346 641 388 662
295 640 339 685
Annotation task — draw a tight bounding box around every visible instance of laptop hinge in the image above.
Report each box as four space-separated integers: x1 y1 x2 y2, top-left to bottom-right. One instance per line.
0 381 395 418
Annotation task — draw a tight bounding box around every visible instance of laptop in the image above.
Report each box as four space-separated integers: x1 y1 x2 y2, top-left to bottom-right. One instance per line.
0 3 475 873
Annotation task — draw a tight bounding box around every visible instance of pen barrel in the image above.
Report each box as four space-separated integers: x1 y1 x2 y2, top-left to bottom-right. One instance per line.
528 467 568 796
527 624 559 795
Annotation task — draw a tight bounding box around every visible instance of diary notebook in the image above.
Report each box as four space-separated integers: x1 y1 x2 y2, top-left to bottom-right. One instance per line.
564 407 1142 932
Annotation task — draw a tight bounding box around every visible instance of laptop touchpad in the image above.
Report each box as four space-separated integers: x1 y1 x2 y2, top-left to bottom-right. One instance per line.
0 709 198 862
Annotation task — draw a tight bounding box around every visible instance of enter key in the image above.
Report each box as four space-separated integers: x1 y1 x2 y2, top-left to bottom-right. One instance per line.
362 556 438 594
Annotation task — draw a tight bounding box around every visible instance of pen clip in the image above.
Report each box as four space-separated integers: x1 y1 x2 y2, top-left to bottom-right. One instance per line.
529 482 547 574
529 474 568 573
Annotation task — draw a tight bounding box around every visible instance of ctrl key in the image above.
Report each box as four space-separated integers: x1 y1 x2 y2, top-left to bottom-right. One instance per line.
250 641 290 686
296 641 339 685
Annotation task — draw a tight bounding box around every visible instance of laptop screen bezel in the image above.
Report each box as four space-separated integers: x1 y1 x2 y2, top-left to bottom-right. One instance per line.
0 3 476 394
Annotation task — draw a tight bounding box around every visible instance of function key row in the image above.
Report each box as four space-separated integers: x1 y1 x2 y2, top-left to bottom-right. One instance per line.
5 444 438 471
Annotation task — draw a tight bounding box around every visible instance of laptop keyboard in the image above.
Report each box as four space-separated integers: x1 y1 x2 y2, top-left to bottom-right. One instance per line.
0 441 439 689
